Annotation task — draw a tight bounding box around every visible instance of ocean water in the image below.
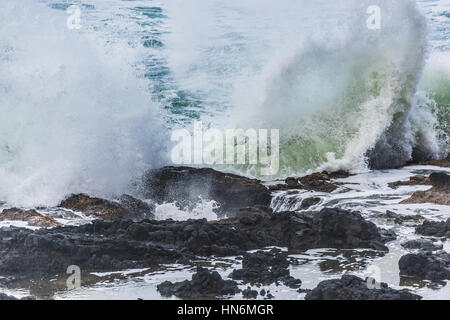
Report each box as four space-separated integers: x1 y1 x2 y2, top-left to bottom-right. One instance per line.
0 0 449 300
0 0 449 206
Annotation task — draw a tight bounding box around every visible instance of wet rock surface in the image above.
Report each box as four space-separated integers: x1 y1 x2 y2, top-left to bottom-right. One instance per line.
157 267 240 299
430 172 450 188
140 166 271 216
401 172 450 206
414 154 450 167
298 171 352 193
229 249 302 288
0 207 388 279
59 194 154 221
415 218 450 238
300 197 321 210
399 251 450 281
388 175 431 188
401 239 443 251
242 287 258 299
305 275 422 300
377 210 426 225
0 208 60 228
401 188 450 205
224 207 389 252
269 171 353 193
117 194 156 220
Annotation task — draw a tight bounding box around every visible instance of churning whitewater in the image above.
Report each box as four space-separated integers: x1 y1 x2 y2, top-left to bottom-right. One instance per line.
0 0 449 207
0 0 450 302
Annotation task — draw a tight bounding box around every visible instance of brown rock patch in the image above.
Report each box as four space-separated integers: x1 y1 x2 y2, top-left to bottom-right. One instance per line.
0 208 60 228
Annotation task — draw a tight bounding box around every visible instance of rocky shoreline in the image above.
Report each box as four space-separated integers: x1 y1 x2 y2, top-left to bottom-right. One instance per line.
0 156 449 300
0 207 391 280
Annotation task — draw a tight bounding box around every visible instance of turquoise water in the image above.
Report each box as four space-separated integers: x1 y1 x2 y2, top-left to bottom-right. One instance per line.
0 0 449 205
0 0 449 301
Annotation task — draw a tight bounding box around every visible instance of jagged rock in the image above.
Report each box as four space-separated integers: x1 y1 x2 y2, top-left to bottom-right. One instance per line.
388 175 431 188
415 154 450 167
401 188 450 206
270 171 353 192
0 208 389 279
233 207 272 226
294 208 389 251
415 218 450 238
225 207 389 251
379 228 397 242
298 288 312 294
268 184 300 191
140 167 271 216
401 172 450 206
300 197 321 210
298 172 339 193
0 208 60 228
157 267 240 299
399 252 450 281
299 171 353 192
285 177 300 188
242 287 258 299
305 275 421 300
59 194 154 221
429 172 450 188
377 210 425 225
118 194 155 219
401 239 443 251
229 249 302 288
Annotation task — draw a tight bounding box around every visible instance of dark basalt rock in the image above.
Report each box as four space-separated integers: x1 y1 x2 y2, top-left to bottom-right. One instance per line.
429 172 450 188
242 287 258 299
285 177 300 188
399 252 450 281
297 208 389 251
0 207 388 279
229 248 302 288
157 267 240 299
225 207 389 252
0 217 265 279
378 228 397 242
300 197 321 210
305 275 421 300
415 218 450 238
118 194 156 219
140 166 271 216
401 239 443 251
59 194 154 221
233 207 273 226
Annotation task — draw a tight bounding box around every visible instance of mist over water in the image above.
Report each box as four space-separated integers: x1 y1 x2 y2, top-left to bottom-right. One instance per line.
0 0 449 206
164 0 449 177
0 0 168 206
